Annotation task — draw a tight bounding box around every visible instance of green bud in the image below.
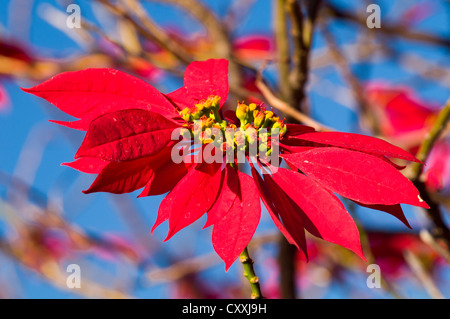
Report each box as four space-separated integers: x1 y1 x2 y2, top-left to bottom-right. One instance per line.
254 111 265 128
180 108 191 122
236 103 249 119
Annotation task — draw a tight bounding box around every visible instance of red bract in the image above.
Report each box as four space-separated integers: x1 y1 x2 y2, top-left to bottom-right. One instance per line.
21 68 181 130
365 84 439 148
23 59 429 270
365 84 450 192
0 83 10 113
423 138 450 193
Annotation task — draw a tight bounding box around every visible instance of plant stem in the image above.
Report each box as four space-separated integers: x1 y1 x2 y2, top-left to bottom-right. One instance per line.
275 0 291 104
410 97 450 181
278 236 297 298
408 97 450 257
239 246 263 299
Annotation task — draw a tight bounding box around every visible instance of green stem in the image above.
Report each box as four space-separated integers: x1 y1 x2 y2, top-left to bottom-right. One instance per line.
239 246 263 299
410 98 450 181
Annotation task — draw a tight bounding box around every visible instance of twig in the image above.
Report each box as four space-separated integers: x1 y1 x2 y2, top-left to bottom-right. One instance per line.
97 0 193 64
325 3 450 48
147 253 220 283
275 0 291 104
255 66 332 131
286 0 322 110
278 237 297 298
143 0 243 90
403 250 445 299
145 0 232 59
408 98 450 259
410 98 450 179
420 229 450 264
320 25 379 133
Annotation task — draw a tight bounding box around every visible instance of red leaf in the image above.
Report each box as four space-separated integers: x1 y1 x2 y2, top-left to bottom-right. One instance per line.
204 164 239 228
151 193 171 234
366 86 438 137
271 168 365 260
62 157 109 174
22 68 178 130
378 155 407 170
282 148 429 208
159 162 222 241
212 171 261 270
285 123 316 137
251 167 307 257
83 147 173 194
166 59 229 109
279 143 315 154
291 131 419 162
0 84 10 112
138 160 192 197
75 109 178 161
354 201 412 229
83 156 156 194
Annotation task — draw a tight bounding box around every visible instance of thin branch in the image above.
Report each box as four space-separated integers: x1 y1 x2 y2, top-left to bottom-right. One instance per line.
325 3 450 48
410 98 450 180
320 25 379 134
144 0 243 90
255 66 332 131
147 253 220 283
403 250 445 299
286 0 322 111
97 0 193 64
420 229 450 264
275 0 291 103
145 0 232 59
285 0 305 108
407 98 450 258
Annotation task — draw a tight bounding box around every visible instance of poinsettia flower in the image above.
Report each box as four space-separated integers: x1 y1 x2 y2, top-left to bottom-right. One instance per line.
23 59 429 270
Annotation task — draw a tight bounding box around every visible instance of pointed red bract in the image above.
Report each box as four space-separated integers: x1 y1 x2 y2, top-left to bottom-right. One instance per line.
354 202 412 229
212 171 261 270
138 159 192 197
62 157 109 174
76 109 178 161
83 156 155 194
204 164 239 228
166 59 229 109
251 167 307 257
83 147 173 194
283 148 429 208
22 68 178 130
284 123 316 136
290 131 419 162
160 162 222 241
271 168 366 260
